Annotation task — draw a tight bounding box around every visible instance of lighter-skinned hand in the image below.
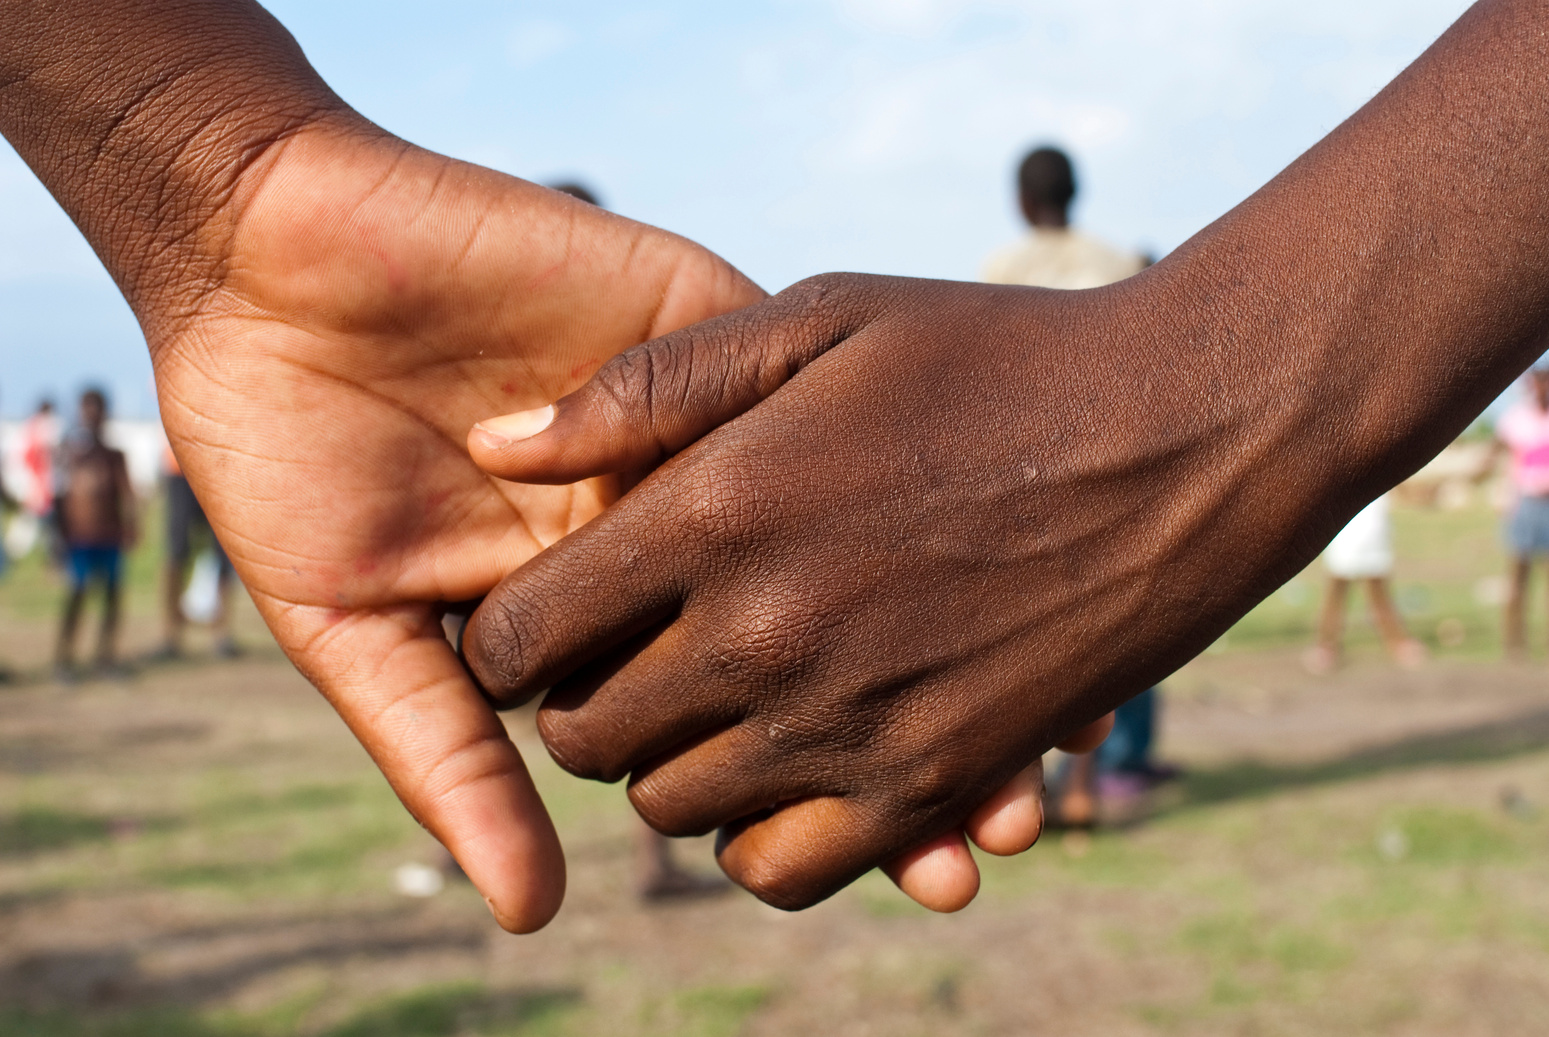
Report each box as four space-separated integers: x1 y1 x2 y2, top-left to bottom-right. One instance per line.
152 121 766 930
0 0 1085 925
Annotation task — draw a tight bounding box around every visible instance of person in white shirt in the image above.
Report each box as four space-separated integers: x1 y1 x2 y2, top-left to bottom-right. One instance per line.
982 147 1166 828
981 146 1147 290
1303 493 1426 674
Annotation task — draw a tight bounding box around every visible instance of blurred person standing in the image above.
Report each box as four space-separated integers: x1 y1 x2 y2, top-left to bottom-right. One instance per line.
18 398 59 519
983 145 1168 824
5 398 60 561
981 146 1147 290
54 388 136 681
1093 688 1182 803
0 390 18 682
1303 494 1426 674
1483 366 1549 660
153 443 238 660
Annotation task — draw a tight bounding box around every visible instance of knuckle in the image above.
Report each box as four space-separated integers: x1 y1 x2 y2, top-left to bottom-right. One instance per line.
627 778 709 838
591 338 693 440
473 590 567 706
890 747 980 819
782 271 865 313
534 710 619 783
591 347 658 419
464 597 531 702
712 589 831 693
732 853 816 911
778 271 889 328
674 449 770 556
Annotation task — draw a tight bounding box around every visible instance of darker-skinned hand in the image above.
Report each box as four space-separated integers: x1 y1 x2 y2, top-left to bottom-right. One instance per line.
460 271 1328 909
463 0 1549 910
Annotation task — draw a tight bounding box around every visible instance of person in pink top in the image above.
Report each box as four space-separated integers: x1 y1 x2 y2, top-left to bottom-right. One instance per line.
1491 366 1549 658
18 399 59 519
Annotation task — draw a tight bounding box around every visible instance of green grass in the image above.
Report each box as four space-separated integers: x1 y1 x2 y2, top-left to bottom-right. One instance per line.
2 768 422 903
0 982 585 1037
134 773 416 898
0 980 774 1037
643 985 770 1037
0 807 112 857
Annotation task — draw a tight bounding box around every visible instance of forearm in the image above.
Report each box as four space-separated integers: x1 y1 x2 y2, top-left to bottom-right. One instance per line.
1165 0 1549 509
0 0 356 329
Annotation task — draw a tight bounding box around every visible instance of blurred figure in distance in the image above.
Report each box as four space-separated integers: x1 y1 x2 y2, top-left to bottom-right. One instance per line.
1478 364 1549 660
18 398 59 520
0 388 19 682
6 398 61 563
983 145 1171 825
981 146 1147 290
54 388 137 681
1303 495 1426 674
153 442 239 661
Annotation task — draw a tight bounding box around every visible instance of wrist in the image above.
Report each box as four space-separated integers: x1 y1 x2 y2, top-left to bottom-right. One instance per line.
0 1 363 333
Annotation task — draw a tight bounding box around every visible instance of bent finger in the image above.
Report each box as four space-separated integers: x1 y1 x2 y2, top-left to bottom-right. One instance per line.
272 600 565 932
461 517 683 708
467 275 877 484
964 761 1045 856
882 830 982 913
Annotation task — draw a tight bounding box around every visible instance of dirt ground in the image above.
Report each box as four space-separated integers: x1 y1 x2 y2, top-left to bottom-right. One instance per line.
6 542 1549 1034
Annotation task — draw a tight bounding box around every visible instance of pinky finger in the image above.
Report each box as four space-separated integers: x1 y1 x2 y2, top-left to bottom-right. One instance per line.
881 829 981 912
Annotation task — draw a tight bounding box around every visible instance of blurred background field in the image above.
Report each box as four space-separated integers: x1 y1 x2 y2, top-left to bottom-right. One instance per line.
4 492 1549 1036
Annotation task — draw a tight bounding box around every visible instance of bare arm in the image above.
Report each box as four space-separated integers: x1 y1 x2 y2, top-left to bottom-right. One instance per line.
0 0 347 329
458 0 1549 907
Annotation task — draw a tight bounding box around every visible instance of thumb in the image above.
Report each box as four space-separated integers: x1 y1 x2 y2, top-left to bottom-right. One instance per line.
468 275 874 484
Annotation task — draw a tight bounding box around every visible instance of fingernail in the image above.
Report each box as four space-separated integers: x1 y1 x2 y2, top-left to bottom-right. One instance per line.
484 895 515 932
474 405 555 445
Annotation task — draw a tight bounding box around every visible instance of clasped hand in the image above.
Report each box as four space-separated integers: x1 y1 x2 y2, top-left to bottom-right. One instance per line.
148 119 1113 931
459 274 1242 912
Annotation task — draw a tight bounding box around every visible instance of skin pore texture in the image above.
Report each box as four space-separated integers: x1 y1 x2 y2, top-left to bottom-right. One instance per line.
0 0 1076 928
462 0 1549 909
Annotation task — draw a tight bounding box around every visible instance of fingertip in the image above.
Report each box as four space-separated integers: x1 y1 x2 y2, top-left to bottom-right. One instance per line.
305 615 570 934
467 408 557 482
454 802 568 933
882 831 981 913
964 762 1045 856
475 405 556 444
1057 712 1115 755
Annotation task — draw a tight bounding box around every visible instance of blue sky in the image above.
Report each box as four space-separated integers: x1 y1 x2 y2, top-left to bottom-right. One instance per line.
1 0 1471 417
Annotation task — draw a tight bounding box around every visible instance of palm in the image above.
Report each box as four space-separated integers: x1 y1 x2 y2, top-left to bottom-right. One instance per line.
149 127 762 929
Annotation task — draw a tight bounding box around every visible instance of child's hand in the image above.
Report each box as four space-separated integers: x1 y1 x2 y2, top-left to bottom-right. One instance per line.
460 276 1183 912
880 714 1113 912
